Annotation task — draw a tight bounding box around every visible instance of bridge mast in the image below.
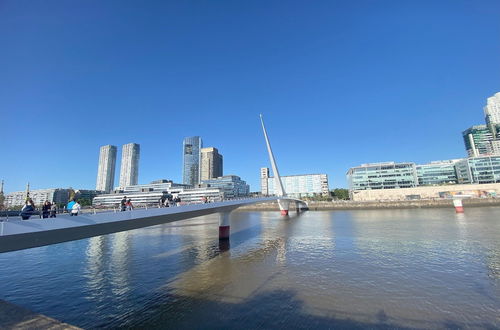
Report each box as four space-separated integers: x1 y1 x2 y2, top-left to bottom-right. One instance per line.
260 114 289 215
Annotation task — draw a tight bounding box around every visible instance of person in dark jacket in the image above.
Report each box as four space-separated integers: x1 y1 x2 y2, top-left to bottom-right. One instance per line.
41 201 51 218
120 196 127 211
20 199 35 220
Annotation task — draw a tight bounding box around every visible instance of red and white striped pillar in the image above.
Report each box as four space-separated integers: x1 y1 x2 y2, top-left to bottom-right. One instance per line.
219 212 231 240
453 198 464 213
278 199 289 216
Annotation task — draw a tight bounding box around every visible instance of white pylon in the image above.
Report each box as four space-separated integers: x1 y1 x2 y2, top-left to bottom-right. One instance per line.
260 114 289 215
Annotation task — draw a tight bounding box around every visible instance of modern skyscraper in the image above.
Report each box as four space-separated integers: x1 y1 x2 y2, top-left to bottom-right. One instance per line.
200 147 223 181
183 136 202 186
119 143 140 188
485 92 500 127
462 125 494 157
96 145 117 192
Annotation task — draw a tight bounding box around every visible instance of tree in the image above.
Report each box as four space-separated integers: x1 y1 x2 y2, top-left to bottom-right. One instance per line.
331 188 350 200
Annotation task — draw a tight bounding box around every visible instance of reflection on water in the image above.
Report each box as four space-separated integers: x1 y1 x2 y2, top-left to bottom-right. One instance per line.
0 208 499 328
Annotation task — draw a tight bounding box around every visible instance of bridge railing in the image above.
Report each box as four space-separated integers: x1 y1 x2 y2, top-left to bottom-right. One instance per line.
0 195 286 222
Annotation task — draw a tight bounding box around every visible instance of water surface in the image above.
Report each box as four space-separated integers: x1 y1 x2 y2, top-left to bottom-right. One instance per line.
0 208 499 328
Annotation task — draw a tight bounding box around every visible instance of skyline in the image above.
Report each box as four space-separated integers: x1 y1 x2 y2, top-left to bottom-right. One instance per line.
1 0 500 193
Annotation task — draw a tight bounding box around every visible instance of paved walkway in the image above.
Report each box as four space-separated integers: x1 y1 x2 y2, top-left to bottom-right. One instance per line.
0 300 80 329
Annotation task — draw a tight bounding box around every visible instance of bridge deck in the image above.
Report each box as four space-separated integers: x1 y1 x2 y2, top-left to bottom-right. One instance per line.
0 197 304 253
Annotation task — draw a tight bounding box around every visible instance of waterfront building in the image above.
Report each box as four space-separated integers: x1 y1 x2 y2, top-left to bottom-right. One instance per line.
201 175 250 198
467 155 500 184
416 160 461 186
261 169 329 198
200 147 223 181
93 187 225 206
350 182 500 201
454 159 473 184
347 162 418 191
183 136 202 186
119 181 192 193
93 191 167 207
5 188 72 207
260 168 270 196
96 145 117 193
119 143 140 188
462 125 494 157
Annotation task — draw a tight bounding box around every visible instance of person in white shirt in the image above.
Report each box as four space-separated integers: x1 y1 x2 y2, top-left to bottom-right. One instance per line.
71 201 81 216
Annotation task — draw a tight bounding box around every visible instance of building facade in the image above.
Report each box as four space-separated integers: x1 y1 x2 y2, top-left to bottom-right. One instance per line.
183 136 202 186
260 167 270 195
261 169 329 198
467 155 500 184
200 147 223 181
119 143 140 188
485 92 500 128
5 188 72 207
416 160 461 186
96 145 117 193
462 125 495 157
201 175 250 198
347 162 418 191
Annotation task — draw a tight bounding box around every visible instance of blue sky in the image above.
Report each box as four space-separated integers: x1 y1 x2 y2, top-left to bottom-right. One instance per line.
1 0 500 193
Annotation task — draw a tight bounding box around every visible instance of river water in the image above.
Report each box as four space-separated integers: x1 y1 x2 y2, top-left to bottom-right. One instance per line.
0 208 499 329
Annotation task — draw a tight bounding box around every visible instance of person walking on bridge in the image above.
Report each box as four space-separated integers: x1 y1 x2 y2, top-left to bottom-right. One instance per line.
120 196 127 211
42 201 51 218
50 202 57 218
71 200 81 216
66 199 75 214
126 199 134 211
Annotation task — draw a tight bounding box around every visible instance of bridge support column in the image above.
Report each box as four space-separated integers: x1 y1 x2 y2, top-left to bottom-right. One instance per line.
295 201 300 213
219 212 231 240
278 199 289 216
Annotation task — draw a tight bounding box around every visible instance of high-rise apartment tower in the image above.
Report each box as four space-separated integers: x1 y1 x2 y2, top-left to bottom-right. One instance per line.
96 145 117 192
119 143 140 187
200 147 223 181
183 136 202 186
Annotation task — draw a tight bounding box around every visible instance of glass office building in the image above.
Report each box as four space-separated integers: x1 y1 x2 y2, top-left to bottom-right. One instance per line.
201 175 250 198
416 160 460 186
462 125 494 157
347 162 418 191
182 136 202 186
467 156 500 184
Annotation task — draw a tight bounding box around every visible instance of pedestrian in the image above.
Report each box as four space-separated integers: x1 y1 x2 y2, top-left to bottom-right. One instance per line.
126 199 134 211
71 200 81 216
67 199 76 214
42 200 51 218
120 196 127 211
20 199 35 220
50 202 57 218
158 197 164 208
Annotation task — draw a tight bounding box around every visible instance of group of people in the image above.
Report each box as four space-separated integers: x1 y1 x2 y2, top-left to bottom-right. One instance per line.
20 199 59 220
158 195 181 208
120 196 134 211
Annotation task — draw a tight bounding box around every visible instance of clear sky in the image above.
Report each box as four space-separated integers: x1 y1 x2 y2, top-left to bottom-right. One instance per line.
1 0 500 193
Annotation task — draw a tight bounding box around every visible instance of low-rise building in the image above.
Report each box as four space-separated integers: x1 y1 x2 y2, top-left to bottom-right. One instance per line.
416 160 462 186
261 169 329 198
348 156 500 200
5 188 72 207
201 175 250 198
347 162 418 191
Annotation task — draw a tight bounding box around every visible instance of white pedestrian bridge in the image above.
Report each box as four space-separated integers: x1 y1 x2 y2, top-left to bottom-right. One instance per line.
0 197 307 253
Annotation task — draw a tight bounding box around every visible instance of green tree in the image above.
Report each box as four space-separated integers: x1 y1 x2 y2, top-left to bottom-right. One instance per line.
331 188 350 200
